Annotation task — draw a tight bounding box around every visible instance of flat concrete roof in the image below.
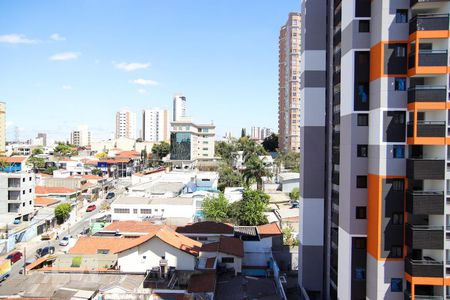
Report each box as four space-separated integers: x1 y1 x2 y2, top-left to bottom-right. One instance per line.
113 196 194 206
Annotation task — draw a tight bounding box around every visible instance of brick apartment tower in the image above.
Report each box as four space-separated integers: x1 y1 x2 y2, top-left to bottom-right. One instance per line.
278 12 301 153
299 0 450 299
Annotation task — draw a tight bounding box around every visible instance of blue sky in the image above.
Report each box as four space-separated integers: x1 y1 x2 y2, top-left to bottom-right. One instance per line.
0 0 299 143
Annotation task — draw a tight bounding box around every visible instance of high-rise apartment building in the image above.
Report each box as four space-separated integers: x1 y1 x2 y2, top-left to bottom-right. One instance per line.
250 127 273 141
0 172 35 222
142 109 169 142
116 109 137 139
70 125 91 147
278 13 301 153
299 0 450 299
36 133 47 147
173 95 187 122
0 102 5 156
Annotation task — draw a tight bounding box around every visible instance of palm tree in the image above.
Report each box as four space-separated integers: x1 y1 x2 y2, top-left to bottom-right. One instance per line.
242 155 272 191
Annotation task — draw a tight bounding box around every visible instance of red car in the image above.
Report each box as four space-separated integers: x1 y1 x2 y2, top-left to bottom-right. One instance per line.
6 251 22 264
86 204 96 212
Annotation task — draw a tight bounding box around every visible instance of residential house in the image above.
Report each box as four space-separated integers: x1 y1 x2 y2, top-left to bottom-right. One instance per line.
175 221 234 244
199 236 244 275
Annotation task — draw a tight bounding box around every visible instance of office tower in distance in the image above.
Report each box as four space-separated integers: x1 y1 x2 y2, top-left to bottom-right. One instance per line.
116 109 137 139
36 133 47 147
142 109 169 142
70 125 91 147
299 0 450 299
173 94 187 122
0 102 5 156
278 12 301 153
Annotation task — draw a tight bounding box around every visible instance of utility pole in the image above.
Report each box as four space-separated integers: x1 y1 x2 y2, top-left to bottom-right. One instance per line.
22 247 26 275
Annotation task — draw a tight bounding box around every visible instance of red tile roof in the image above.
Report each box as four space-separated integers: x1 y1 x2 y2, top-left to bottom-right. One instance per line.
116 151 140 158
0 156 27 163
104 221 162 234
81 182 95 190
71 174 103 180
176 221 234 235
70 226 202 256
100 158 132 164
201 236 244 257
34 197 60 207
257 222 282 239
188 272 217 293
35 186 77 195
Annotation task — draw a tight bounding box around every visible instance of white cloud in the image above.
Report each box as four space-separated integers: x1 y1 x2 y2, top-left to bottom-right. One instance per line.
62 85 72 90
137 89 148 94
49 52 80 61
129 78 158 86
114 62 149 71
0 34 37 44
50 33 66 41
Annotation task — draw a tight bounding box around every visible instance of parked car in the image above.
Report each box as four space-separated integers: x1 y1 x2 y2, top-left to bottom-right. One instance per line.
106 192 115 200
6 251 22 264
86 204 96 212
36 246 55 257
59 236 71 247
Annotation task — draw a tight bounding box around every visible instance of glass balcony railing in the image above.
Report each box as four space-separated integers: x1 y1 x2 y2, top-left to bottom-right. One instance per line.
408 86 447 103
409 14 449 34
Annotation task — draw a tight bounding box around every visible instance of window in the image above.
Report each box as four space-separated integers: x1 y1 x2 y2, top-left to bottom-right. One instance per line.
356 206 367 219
354 268 366 281
357 145 368 157
114 208 130 214
391 246 402 258
393 145 405 158
22 190 25 195
391 278 403 292
29 177 32 181
29 189 32 193
97 249 110 254
357 114 369 126
22 178 25 182
359 20 370 32
197 237 208 241
133 209 138 214
391 179 404 191
140 209 152 214
395 78 406 91
356 176 367 188
392 213 404 225
396 45 406 57
355 238 366 249
395 9 408 23
222 257 234 263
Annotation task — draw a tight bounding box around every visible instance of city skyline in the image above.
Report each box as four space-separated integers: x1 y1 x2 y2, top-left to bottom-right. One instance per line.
0 0 299 142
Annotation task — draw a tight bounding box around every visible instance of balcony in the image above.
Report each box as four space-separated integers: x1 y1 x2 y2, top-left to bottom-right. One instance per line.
411 0 450 7
405 224 444 249
407 121 446 138
333 70 341 84
409 14 449 35
409 50 449 69
405 258 443 277
333 30 341 46
405 292 444 300
332 171 339 185
407 159 445 180
408 86 447 103
406 191 444 215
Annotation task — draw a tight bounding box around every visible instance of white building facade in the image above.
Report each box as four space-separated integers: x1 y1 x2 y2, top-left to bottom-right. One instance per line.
142 109 169 142
0 172 35 222
173 95 186 122
70 125 91 147
116 109 137 140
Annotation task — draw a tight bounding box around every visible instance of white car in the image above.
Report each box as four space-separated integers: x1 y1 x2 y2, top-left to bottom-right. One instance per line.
59 236 71 246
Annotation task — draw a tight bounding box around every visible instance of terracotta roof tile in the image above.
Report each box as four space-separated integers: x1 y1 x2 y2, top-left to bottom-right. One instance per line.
176 221 234 235
35 186 77 195
0 156 27 163
201 236 244 257
71 174 103 180
116 151 140 158
104 221 163 234
257 222 282 239
188 272 217 293
34 197 60 207
81 182 95 190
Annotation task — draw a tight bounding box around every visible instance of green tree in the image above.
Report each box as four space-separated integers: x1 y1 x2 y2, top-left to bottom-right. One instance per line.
152 141 170 160
91 168 103 176
0 160 9 171
243 155 272 191
44 166 58 175
32 147 44 156
237 137 267 163
282 224 299 246
54 143 78 157
262 133 278 152
218 163 243 191
54 203 72 223
215 141 237 165
27 156 45 169
289 187 300 200
202 193 230 222
231 189 269 226
276 151 300 172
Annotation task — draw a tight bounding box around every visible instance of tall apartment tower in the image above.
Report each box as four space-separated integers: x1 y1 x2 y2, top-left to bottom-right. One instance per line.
142 109 169 142
116 109 137 139
278 13 301 153
299 0 450 299
36 133 47 147
173 95 187 122
0 102 5 156
70 125 91 147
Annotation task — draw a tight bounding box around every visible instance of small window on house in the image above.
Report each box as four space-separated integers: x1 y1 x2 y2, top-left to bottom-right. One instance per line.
222 257 234 263
393 145 405 158
356 176 367 188
394 78 406 91
357 114 369 126
395 10 408 23
357 145 368 157
359 20 370 32
391 278 403 292
356 206 367 219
